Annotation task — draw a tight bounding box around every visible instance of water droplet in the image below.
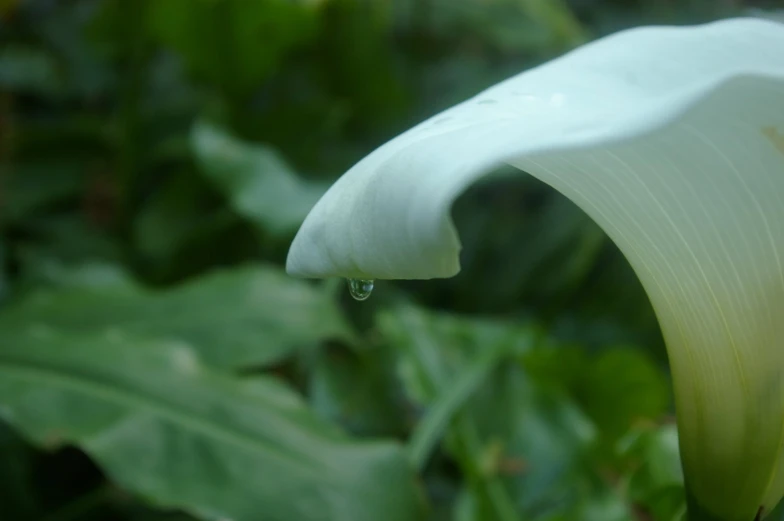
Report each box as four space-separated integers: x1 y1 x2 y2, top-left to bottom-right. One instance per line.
347 279 374 301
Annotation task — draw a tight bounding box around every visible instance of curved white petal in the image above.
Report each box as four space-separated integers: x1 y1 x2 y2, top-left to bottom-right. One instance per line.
287 18 784 521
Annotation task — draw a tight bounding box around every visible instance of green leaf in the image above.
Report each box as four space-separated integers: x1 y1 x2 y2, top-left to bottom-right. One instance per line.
554 487 635 521
620 424 685 521
15 259 133 297
191 121 326 236
575 349 670 441
147 0 316 95
0 265 353 369
378 305 535 401
525 346 670 442
0 332 427 521
378 306 618 520
308 346 408 438
407 341 507 471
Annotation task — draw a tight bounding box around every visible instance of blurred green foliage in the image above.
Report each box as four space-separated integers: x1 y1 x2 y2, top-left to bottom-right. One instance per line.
0 1 779 521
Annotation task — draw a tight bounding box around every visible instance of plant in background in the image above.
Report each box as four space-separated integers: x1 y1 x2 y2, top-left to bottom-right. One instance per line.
287 18 784 521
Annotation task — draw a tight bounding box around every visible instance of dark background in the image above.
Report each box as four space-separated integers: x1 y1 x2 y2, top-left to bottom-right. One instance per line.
1 1 782 521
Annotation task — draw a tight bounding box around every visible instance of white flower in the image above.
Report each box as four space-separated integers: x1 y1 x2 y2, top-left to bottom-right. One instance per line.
287 18 784 521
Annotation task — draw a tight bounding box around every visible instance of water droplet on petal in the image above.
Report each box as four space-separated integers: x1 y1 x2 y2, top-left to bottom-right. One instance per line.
347 279 374 301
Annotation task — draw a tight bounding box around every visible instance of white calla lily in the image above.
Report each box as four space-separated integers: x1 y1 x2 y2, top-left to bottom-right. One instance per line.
287 18 784 521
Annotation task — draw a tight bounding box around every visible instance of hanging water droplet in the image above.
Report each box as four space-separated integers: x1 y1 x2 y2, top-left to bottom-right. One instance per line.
347 278 374 301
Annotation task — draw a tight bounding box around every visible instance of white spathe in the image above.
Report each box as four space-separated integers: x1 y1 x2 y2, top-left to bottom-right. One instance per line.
286 18 784 521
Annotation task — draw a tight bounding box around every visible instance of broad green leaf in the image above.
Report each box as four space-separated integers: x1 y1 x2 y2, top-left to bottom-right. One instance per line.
147 0 316 95
15 252 131 296
378 305 535 395
470 365 600 519
0 265 353 369
620 424 685 521
407 341 508 470
575 349 670 441
553 488 635 521
192 122 326 237
308 346 408 439
129 510 195 521
378 306 617 520
458 485 634 521
524 346 670 442
0 332 426 521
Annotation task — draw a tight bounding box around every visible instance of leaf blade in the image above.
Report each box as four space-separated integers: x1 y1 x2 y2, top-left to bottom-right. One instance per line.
192 122 326 237
0 265 353 369
0 333 426 521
